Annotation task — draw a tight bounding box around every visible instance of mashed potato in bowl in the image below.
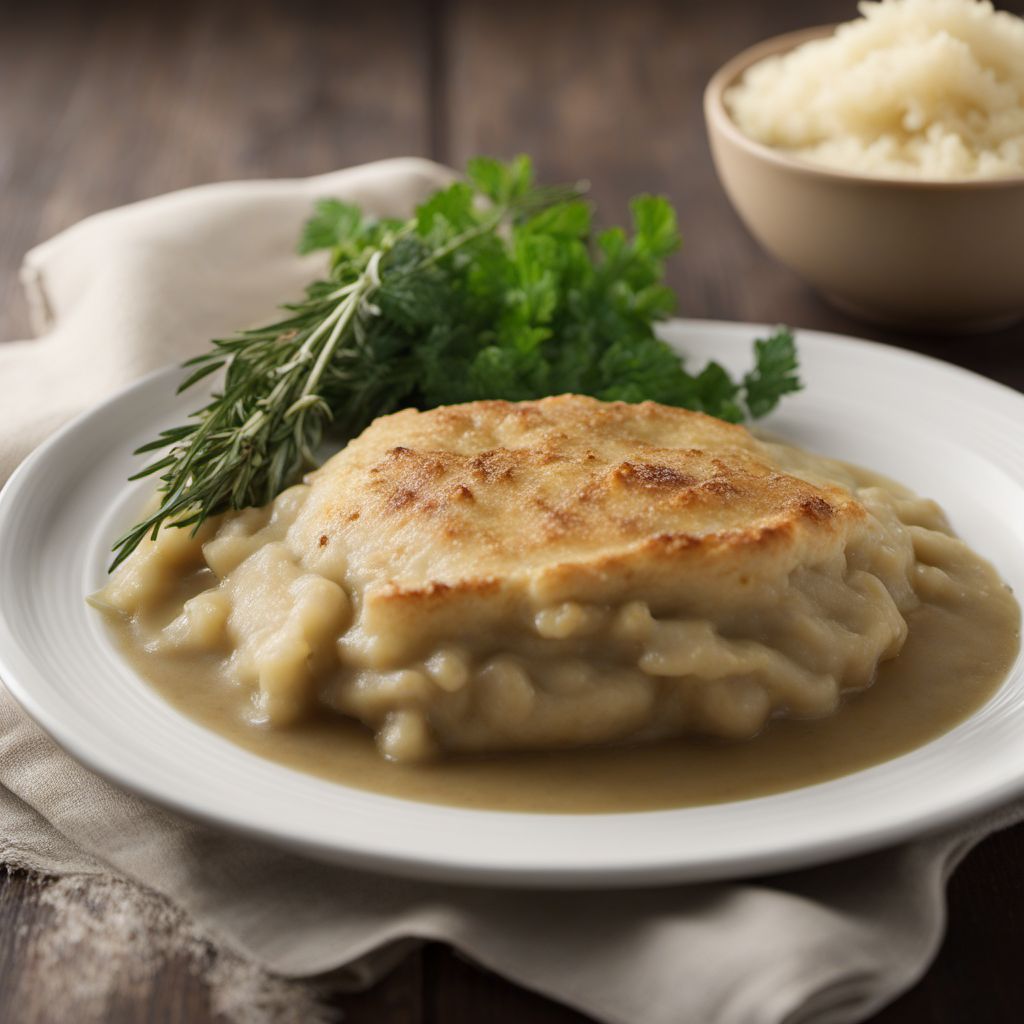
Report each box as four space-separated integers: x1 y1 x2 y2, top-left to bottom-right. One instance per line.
725 0 1024 180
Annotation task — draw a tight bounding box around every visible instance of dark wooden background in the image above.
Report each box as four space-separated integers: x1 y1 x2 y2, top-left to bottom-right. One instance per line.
2 0 1023 1020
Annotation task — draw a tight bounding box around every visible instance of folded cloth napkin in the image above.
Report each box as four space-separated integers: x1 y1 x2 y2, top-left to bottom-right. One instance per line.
0 157 1021 1024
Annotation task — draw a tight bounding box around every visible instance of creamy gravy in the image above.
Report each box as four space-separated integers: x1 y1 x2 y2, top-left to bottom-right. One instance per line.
106 545 1019 812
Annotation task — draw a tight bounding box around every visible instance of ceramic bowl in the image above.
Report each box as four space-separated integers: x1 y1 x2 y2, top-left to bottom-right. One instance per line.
704 26 1024 333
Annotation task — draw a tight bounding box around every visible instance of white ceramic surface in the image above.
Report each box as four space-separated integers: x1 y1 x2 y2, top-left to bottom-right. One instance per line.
1 320 1023 888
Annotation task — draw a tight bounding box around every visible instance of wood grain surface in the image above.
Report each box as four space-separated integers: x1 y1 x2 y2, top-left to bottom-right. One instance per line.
2 1 1023 1021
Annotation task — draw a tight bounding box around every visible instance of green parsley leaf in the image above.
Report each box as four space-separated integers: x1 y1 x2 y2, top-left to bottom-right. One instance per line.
296 199 364 254
742 329 802 418
466 154 534 204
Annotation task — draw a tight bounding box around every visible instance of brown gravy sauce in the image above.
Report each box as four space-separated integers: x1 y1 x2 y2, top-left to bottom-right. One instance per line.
107 557 1020 813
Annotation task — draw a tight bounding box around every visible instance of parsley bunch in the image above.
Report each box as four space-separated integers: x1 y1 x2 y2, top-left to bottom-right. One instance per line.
111 155 800 570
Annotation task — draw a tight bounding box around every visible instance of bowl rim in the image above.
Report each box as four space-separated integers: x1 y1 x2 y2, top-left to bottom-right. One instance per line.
703 23 1024 191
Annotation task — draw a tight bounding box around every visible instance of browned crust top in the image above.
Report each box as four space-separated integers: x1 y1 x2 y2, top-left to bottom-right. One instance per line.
303 395 866 601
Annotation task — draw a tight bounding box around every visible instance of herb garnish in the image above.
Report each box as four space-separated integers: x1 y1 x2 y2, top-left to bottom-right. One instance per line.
110 156 800 570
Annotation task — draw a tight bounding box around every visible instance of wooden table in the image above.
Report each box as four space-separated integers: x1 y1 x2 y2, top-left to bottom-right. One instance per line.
2 1 1023 1020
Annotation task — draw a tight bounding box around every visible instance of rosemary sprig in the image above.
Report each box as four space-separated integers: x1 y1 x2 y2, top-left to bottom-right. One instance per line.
111 261 382 569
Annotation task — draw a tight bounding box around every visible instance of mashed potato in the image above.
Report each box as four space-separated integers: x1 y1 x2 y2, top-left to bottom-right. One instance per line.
97 396 978 763
725 0 1024 180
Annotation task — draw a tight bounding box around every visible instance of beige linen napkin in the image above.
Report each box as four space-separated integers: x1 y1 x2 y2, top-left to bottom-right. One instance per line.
1 157 1021 1024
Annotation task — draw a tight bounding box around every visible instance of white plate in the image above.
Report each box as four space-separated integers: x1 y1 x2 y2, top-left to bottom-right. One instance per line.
1 320 1023 888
